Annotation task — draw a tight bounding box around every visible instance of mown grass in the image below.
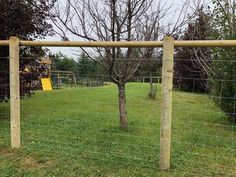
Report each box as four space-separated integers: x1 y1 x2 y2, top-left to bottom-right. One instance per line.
0 83 235 177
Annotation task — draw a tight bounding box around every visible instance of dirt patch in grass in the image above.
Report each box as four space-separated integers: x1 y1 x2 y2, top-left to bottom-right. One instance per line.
0 145 56 169
0 145 15 158
20 156 55 169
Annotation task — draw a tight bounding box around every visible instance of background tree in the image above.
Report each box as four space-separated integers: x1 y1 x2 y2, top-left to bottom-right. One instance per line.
0 0 56 101
211 0 236 122
51 53 78 72
137 54 162 99
174 6 213 92
135 7 163 99
51 52 105 75
77 53 105 76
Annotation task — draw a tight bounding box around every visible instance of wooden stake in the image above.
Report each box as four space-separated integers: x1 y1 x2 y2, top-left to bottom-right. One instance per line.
159 37 174 170
9 37 20 148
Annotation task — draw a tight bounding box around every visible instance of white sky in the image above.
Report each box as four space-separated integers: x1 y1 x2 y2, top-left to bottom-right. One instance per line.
45 0 211 58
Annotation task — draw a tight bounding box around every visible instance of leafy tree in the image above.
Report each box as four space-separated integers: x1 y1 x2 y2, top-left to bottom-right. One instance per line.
51 52 106 76
0 0 55 101
51 53 77 72
211 0 236 122
77 53 102 76
174 7 213 92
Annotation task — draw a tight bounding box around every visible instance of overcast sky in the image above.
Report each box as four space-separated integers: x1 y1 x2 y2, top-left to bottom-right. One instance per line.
45 0 211 58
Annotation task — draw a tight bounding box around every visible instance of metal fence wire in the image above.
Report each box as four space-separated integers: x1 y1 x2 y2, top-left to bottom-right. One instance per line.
0 37 236 176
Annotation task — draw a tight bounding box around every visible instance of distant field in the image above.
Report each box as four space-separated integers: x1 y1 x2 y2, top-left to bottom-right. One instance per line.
0 83 235 177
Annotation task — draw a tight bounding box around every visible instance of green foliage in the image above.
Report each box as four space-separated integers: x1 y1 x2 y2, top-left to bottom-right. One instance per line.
0 0 55 101
211 48 236 122
77 53 104 75
0 0 55 40
51 53 78 72
212 0 236 38
51 52 106 76
211 1 236 122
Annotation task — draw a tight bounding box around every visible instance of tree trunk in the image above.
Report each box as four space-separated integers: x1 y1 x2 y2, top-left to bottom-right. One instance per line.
148 71 155 99
149 71 153 93
118 84 128 129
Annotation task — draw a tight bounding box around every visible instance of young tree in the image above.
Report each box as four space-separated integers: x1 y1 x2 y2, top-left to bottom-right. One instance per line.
52 0 170 129
0 0 56 101
137 54 162 99
135 8 163 99
211 0 236 122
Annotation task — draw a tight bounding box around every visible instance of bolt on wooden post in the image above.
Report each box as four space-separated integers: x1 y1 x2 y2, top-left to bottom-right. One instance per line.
9 37 20 148
159 37 174 170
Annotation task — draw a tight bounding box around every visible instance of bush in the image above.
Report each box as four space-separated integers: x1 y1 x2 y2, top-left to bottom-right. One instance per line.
211 48 236 123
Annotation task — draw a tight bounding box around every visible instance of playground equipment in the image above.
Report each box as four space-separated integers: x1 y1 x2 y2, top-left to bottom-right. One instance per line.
41 78 52 91
51 70 77 88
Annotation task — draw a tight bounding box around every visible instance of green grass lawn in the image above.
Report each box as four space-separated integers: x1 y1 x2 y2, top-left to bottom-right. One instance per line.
0 83 235 177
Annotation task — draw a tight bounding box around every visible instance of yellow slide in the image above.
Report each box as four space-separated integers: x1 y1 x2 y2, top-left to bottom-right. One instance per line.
41 78 53 91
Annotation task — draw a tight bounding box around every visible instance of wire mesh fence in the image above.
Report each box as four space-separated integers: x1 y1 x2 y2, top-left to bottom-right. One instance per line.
171 57 236 176
20 85 160 169
0 62 10 146
0 55 162 175
0 40 236 176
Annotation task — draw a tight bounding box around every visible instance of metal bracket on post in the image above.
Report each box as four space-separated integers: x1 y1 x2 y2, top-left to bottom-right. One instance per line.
159 36 174 170
9 36 20 148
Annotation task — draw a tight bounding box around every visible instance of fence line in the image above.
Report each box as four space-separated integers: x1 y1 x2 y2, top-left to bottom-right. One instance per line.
2 39 236 47
1 36 236 172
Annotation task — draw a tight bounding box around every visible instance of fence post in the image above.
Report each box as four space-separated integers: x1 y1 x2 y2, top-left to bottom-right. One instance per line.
159 36 174 170
9 36 20 148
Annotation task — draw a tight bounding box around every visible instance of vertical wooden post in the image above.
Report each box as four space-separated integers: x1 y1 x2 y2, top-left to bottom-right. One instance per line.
159 36 174 170
9 36 20 148
73 73 77 86
57 72 60 87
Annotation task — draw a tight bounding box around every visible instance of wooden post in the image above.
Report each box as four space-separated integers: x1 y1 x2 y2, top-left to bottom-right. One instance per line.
70 75 73 88
72 73 77 86
159 37 174 170
9 37 20 148
57 72 60 87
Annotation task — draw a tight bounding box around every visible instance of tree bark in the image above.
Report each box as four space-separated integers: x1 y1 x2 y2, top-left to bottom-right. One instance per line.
149 71 153 94
148 71 156 99
118 84 128 129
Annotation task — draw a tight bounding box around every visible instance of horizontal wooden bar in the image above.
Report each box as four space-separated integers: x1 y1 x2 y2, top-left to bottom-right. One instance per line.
0 40 9 46
17 40 236 47
19 41 164 48
174 40 236 47
2 39 236 47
